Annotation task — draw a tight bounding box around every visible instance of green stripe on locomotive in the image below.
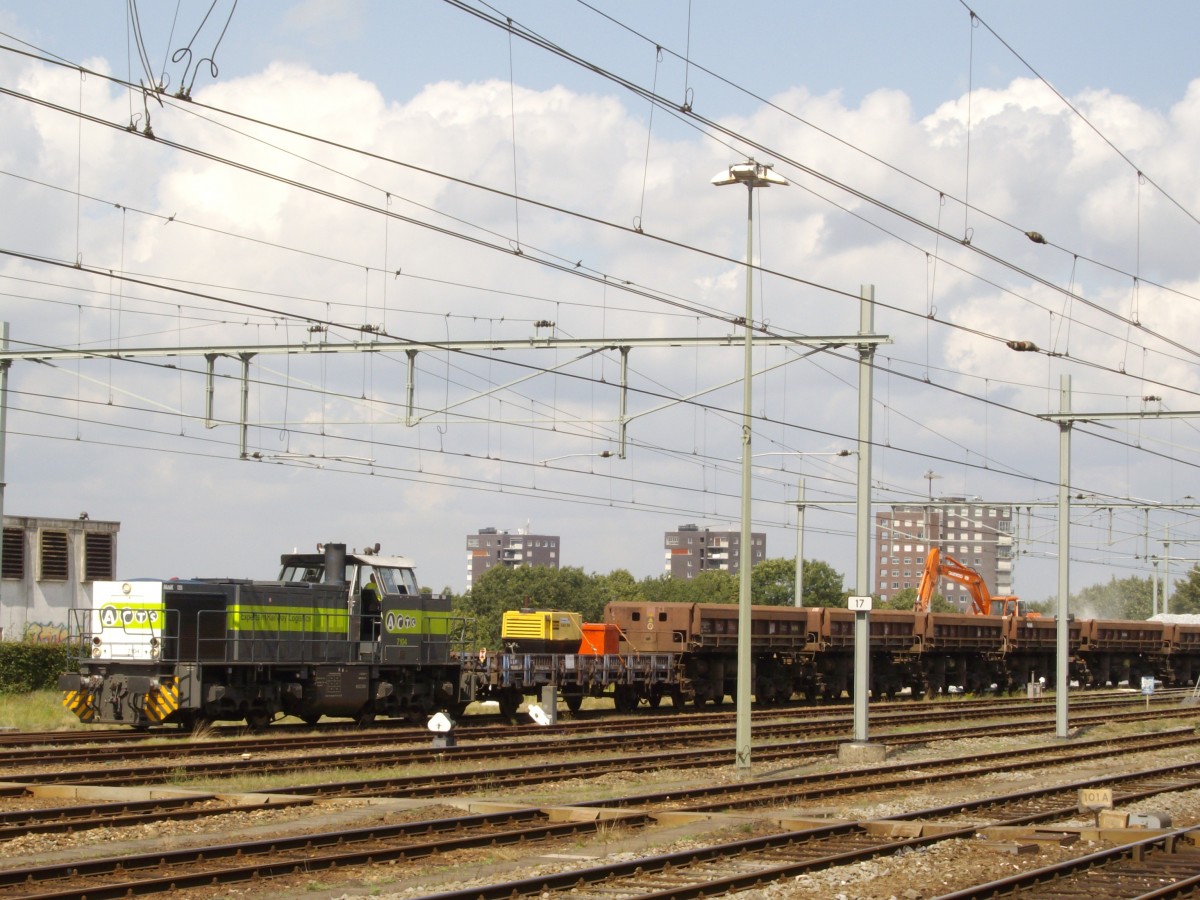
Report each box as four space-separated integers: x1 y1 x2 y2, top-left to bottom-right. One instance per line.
226 602 350 635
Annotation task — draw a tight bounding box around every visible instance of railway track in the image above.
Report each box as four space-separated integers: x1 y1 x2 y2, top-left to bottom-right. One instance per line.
4 687 1182 752
935 827 1200 898
2 741 1199 899
2 691 1191 780
1 701 1194 794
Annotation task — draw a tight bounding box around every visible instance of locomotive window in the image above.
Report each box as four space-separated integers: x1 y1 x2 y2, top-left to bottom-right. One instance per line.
630 611 642 622
376 566 419 596
658 612 668 621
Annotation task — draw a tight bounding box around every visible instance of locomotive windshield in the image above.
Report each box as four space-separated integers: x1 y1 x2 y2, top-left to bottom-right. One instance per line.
371 565 418 595
278 560 420 594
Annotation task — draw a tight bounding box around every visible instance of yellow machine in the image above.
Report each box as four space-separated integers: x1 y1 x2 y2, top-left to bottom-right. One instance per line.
501 608 584 653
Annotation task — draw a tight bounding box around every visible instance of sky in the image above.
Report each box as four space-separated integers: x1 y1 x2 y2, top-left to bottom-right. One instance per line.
2 0 1199 601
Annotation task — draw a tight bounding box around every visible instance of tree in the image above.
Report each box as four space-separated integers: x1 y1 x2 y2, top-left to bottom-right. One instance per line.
800 559 848 608
690 569 738 604
879 586 955 612
749 557 848 607
636 573 696 604
456 565 596 648
750 557 796 606
1072 576 1153 620
1170 565 1200 615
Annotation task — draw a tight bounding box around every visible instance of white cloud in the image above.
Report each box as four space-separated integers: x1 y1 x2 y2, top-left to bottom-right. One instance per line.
3 34 1199 598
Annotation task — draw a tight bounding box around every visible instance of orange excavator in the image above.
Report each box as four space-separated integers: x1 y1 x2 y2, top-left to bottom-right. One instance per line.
914 546 1024 616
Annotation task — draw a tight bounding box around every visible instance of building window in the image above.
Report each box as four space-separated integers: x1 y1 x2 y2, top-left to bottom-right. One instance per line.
2 528 23 580
666 535 679 546
39 530 69 581
84 533 114 581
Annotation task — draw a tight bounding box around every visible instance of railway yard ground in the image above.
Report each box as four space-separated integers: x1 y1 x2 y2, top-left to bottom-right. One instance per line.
3 690 1200 899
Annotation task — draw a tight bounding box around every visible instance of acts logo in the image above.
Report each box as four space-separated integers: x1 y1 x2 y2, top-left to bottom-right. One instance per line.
99 605 162 630
384 611 418 633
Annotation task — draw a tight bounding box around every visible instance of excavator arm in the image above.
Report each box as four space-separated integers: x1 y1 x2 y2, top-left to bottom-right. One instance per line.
914 546 1021 616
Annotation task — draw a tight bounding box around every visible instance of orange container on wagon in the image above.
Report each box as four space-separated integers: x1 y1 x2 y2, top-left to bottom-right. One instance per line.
579 622 620 655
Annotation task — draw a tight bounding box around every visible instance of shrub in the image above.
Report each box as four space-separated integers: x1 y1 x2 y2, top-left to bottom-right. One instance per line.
0 642 74 693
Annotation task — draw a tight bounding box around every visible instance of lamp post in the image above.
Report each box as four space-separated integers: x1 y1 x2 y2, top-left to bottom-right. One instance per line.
712 159 787 777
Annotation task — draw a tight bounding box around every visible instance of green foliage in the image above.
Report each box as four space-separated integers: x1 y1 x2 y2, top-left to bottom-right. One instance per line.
456 565 602 648
748 557 847 607
635 574 696 604
1170 566 1200 615
878 586 955 612
0 642 73 694
1071 575 1154 620
689 569 739 603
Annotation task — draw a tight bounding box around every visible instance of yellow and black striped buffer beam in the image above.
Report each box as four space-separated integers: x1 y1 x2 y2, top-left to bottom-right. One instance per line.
144 677 180 724
61 689 96 723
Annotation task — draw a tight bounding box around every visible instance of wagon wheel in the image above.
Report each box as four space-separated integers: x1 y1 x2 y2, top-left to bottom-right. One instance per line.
563 692 583 713
245 710 272 732
354 708 377 729
301 713 322 727
613 685 637 714
497 688 522 724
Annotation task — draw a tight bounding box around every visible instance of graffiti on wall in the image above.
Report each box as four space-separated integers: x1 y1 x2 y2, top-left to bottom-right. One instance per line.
22 621 69 643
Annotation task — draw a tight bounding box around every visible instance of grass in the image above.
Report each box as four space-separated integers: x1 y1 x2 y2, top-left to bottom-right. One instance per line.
0 689 101 732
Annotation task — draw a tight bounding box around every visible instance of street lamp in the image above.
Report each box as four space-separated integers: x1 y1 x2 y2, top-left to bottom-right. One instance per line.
712 159 787 777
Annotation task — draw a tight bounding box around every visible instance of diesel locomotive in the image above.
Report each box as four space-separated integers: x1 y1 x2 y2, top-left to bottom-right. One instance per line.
59 543 472 729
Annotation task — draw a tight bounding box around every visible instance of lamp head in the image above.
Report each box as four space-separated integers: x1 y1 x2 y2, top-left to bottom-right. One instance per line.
712 160 788 188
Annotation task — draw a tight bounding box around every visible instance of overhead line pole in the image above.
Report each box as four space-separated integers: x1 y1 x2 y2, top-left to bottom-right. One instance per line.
1037 385 1200 738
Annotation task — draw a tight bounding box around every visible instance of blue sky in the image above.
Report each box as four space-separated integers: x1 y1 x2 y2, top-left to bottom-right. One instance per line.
13 1 1198 119
2 1 1199 602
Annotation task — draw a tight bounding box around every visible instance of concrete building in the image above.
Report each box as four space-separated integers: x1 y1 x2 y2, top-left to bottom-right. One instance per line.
874 499 1014 608
664 524 766 579
1 514 120 642
465 526 560 588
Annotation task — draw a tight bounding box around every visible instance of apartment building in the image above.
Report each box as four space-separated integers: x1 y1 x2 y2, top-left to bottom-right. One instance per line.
465 526 560 588
664 523 766 579
874 500 1014 608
